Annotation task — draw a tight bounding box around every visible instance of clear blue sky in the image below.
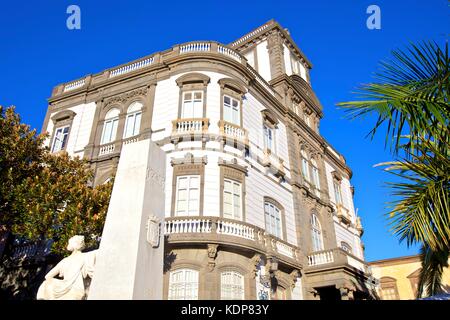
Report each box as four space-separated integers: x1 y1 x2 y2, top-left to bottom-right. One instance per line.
1 1 448 261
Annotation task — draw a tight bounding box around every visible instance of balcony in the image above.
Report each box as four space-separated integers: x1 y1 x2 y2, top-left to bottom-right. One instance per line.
218 120 249 150
336 204 351 226
262 149 285 179
306 248 368 274
164 216 301 268
171 118 209 144
356 217 364 236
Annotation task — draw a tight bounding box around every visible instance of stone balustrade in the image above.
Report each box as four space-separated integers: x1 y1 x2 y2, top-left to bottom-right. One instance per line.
98 142 116 156
172 118 209 135
52 40 281 100
164 216 299 263
262 149 285 178
63 79 85 92
218 120 249 147
336 204 352 225
109 56 155 78
307 247 369 274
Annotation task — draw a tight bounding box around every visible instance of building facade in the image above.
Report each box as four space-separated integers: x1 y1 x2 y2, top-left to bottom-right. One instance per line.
41 20 374 300
369 255 450 300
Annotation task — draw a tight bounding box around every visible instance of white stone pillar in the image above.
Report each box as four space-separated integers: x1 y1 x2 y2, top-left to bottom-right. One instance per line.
88 139 166 299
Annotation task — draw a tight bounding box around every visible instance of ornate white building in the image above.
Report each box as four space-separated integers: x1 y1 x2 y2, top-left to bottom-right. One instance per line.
42 20 374 300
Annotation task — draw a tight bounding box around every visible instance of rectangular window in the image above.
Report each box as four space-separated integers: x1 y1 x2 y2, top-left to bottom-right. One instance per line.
221 271 244 300
264 202 282 239
263 125 275 152
168 269 199 300
223 95 240 126
175 175 200 216
312 166 321 190
123 112 142 138
223 179 242 220
333 181 342 205
100 118 119 145
182 91 203 118
51 126 70 152
301 158 310 182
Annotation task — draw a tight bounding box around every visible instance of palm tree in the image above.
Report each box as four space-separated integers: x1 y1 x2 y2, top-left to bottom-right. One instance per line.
338 41 450 298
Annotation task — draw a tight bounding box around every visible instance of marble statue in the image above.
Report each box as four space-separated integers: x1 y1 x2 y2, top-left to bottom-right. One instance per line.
36 235 97 300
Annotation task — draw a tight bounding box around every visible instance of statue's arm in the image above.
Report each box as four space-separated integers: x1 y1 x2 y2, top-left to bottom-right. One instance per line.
45 261 62 280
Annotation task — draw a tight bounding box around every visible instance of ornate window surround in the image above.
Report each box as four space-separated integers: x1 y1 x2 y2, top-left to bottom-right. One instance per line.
218 78 247 128
219 158 247 221
175 72 210 119
49 110 76 152
170 153 207 217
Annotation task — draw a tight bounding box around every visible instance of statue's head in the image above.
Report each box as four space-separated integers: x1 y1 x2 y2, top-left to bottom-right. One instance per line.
67 235 85 252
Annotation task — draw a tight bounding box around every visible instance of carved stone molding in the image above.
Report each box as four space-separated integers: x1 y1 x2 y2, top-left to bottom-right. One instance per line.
289 269 301 289
103 87 148 108
251 253 263 279
170 152 208 166
207 244 219 272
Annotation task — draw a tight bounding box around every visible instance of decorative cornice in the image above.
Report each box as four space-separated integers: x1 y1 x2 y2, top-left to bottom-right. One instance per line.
170 152 208 166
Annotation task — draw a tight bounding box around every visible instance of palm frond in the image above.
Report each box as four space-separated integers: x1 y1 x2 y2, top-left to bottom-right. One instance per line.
338 41 450 154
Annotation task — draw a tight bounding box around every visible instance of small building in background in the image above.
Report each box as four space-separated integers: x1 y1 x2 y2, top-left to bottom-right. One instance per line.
369 255 450 300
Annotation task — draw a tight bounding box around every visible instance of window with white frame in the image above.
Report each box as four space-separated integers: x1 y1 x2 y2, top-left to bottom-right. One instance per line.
333 180 343 205
100 108 120 145
311 214 324 252
123 102 142 138
264 201 282 239
175 175 200 216
168 269 199 300
51 126 70 152
223 95 240 125
221 271 244 300
223 179 242 220
301 150 310 182
311 159 321 191
263 124 275 152
181 91 203 118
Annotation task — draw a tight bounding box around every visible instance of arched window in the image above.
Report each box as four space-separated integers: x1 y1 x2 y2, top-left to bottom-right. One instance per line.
123 102 142 138
301 149 310 182
264 201 282 239
311 214 324 252
100 108 120 144
220 270 244 300
168 268 199 300
380 277 400 300
340 241 352 253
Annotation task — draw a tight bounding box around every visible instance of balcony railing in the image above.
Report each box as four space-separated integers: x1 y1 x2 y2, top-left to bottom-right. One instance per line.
262 149 285 178
172 118 209 137
307 249 334 266
336 204 351 225
98 142 116 156
218 120 249 148
164 216 300 264
307 248 369 274
52 40 280 100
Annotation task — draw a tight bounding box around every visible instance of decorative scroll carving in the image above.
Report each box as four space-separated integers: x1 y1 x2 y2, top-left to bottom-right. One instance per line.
104 87 148 107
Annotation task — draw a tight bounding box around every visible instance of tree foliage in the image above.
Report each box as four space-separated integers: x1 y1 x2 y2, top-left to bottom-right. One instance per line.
338 41 450 298
0 106 112 256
